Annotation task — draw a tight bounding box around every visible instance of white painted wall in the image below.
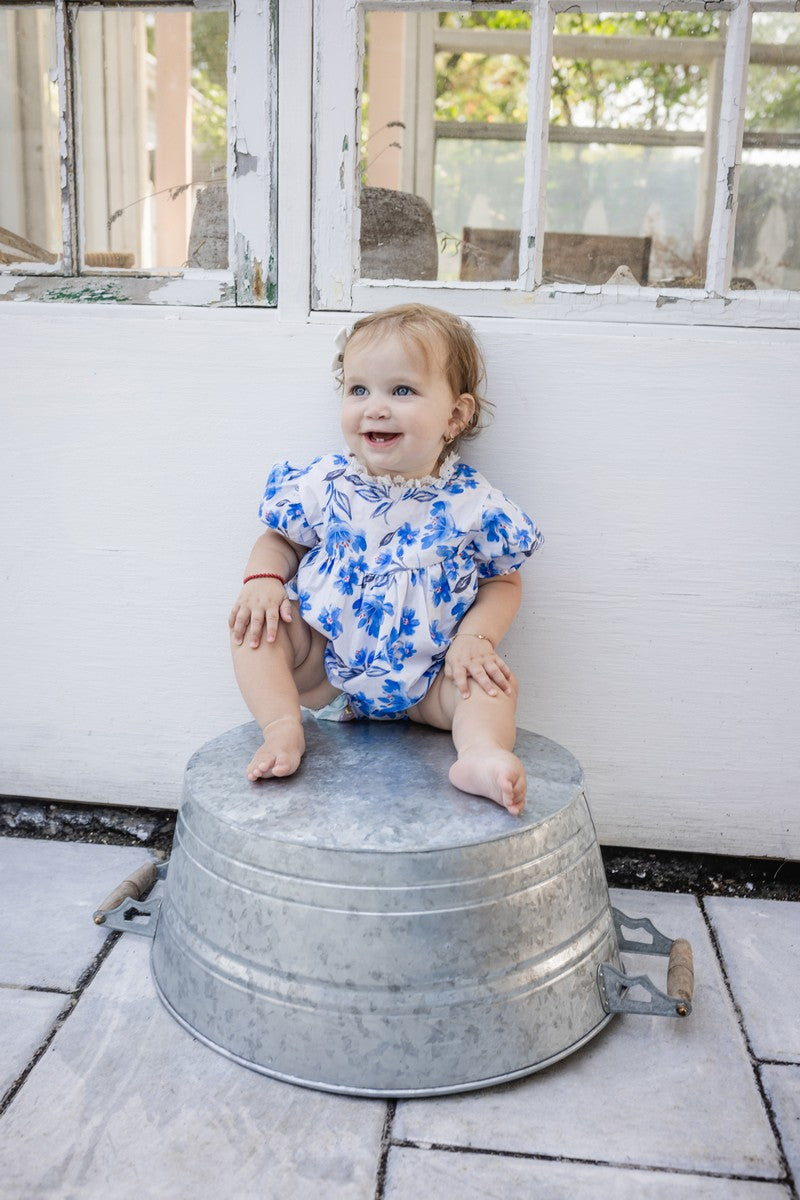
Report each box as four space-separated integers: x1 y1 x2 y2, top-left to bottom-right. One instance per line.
1 303 797 857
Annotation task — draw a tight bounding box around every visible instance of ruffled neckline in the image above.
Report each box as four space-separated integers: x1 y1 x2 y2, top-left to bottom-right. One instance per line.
344 452 460 490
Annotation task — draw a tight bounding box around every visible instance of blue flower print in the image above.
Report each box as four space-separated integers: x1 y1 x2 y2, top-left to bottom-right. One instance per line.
450 599 470 622
399 607 420 637
421 500 461 550
515 523 535 552
318 605 343 638
430 570 452 608
483 507 513 545
324 522 367 560
439 547 463 582
262 458 315 501
397 522 418 547
335 556 367 595
298 589 313 616
385 630 415 670
430 620 449 648
377 678 411 714
357 594 395 637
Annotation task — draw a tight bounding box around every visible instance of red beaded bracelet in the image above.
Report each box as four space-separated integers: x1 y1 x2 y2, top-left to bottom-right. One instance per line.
242 572 286 585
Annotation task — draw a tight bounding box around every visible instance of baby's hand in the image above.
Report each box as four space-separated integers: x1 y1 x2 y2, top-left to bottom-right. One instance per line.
229 579 292 648
444 635 512 700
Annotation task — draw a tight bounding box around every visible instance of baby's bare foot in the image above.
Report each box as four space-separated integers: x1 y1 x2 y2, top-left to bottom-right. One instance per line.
247 717 305 781
449 747 527 816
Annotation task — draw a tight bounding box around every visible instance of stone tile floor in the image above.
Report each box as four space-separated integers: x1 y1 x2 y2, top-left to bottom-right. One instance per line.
0 836 798 1200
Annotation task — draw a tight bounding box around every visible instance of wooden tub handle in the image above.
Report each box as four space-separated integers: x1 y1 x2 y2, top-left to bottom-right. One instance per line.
667 938 694 1016
94 863 158 924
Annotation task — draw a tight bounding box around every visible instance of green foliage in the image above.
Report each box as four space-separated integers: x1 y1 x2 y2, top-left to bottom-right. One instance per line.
192 12 228 163
434 8 800 133
435 51 529 123
192 12 228 87
551 12 716 130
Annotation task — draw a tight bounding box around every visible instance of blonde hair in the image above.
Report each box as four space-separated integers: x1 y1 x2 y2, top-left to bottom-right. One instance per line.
342 304 490 450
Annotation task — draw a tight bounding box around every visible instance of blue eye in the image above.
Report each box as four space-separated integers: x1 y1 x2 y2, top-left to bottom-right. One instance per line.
350 385 367 397
394 385 413 397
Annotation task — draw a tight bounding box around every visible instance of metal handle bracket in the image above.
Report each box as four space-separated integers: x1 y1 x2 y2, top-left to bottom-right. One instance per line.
598 962 691 1018
92 857 169 938
599 907 695 1017
93 895 162 938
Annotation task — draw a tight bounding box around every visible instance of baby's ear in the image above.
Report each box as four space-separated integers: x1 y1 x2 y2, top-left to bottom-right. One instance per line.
453 392 476 431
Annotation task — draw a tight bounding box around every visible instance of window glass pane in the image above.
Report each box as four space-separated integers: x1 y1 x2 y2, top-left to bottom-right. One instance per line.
0 6 62 267
546 11 722 288
76 7 229 272
733 12 800 291
360 9 531 283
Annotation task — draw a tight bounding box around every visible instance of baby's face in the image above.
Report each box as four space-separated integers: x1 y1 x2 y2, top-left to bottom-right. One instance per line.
340 330 474 480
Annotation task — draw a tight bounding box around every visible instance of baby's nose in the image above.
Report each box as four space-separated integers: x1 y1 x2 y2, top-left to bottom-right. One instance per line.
364 392 391 417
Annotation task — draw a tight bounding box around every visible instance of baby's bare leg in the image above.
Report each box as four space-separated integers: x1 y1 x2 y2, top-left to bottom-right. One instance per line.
410 671 525 815
231 604 334 780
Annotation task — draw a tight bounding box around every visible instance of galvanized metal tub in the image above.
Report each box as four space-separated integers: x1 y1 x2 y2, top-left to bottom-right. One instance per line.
154 719 625 1096
95 719 694 1096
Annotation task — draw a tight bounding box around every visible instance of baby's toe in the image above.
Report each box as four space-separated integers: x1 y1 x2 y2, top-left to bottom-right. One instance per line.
248 756 272 781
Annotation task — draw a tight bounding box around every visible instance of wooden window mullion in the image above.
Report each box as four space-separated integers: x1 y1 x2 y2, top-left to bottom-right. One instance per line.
704 0 752 293
311 0 360 309
520 0 552 289
56 0 78 274
228 0 276 305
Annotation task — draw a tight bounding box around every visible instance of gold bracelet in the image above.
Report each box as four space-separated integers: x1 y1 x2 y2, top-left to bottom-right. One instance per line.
452 633 493 647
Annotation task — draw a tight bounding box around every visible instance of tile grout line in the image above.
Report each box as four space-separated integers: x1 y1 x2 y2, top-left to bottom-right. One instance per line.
699 896 798 1200
0 983 73 995
373 1100 397 1200
386 1137 791 1184
0 931 121 1121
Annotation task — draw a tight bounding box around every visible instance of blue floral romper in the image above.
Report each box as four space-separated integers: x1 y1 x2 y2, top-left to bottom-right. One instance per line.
258 453 543 719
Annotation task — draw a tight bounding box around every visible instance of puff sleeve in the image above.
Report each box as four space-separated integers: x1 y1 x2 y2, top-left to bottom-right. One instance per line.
470 489 544 579
257 459 321 549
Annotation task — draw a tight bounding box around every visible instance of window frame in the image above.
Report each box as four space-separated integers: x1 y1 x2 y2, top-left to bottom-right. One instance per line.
312 0 800 328
0 0 277 306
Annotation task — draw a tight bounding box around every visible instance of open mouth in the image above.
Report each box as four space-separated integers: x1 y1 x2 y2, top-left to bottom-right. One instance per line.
364 432 401 445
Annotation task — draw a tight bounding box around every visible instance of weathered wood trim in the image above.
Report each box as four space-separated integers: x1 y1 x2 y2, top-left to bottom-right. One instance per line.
351 278 800 328
56 0 77 274
229 0 277 305
704 0 752 294
0 272 234 305
311 0 360 309
520 0 552 289
277 0 313 319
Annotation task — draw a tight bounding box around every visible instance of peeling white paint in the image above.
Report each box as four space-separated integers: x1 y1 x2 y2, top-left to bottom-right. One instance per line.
228 0 277 304
312 0 361 309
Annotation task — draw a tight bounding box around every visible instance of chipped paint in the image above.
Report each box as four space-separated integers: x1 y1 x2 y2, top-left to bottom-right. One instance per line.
252 257 264 301
266 255 277 305
725 164 737 210
228 0 277 306
0 273 233 307
42 282 128 304
235 149 259 176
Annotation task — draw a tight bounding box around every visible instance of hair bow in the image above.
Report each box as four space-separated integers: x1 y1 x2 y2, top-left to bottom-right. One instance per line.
330 326 351 374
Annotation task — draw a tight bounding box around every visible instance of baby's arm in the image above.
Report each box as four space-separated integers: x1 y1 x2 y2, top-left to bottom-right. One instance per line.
229 530 305 648
445 573 523 699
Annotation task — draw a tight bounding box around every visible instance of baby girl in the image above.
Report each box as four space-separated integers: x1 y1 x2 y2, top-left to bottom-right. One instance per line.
229 303 543 814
